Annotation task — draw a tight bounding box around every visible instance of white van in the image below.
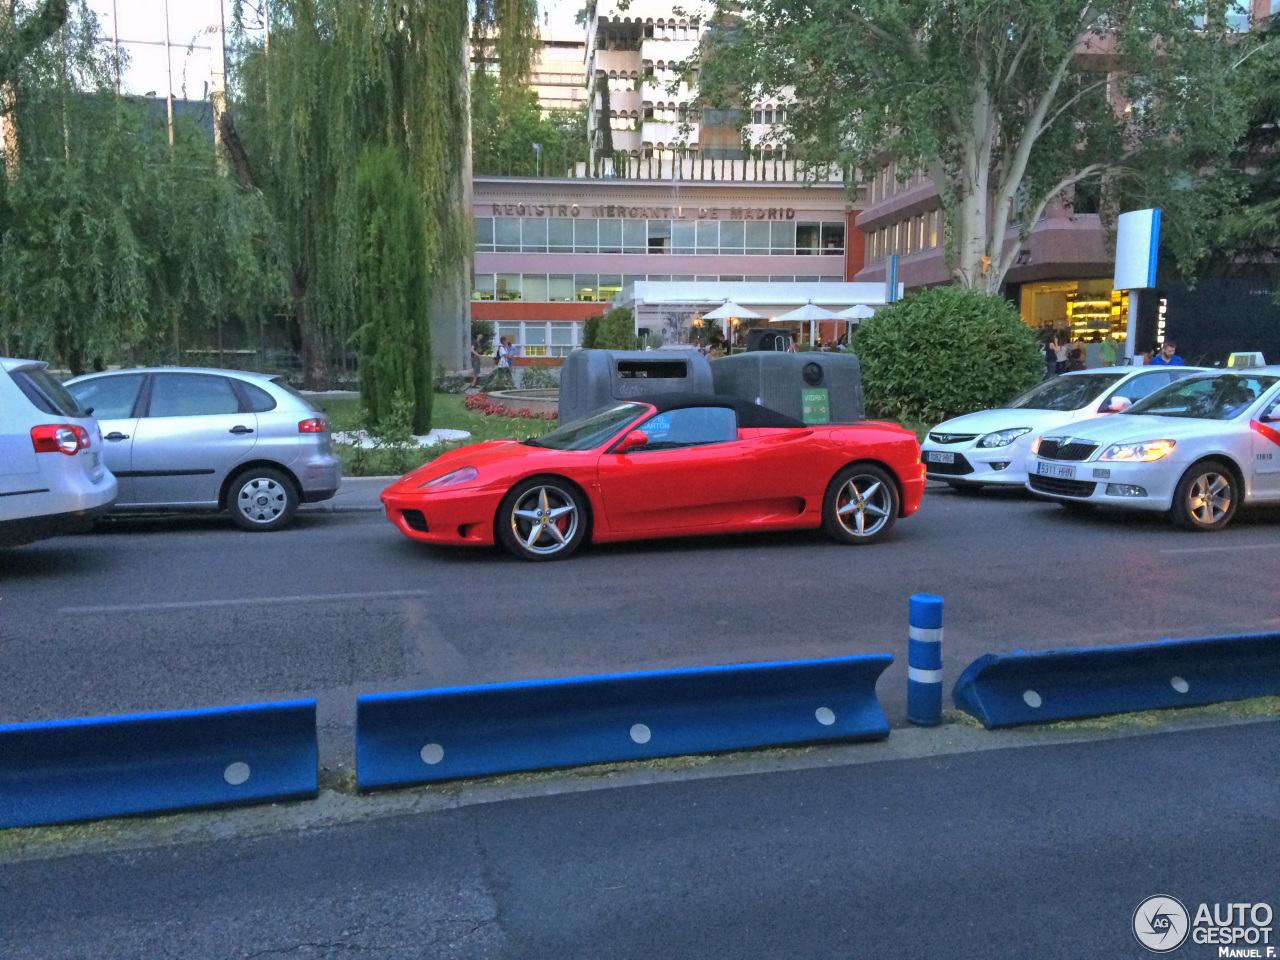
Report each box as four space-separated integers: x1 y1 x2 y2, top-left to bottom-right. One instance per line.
1 358 117 546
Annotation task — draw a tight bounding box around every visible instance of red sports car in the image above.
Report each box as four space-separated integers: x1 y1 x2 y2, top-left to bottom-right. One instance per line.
381 394 925 561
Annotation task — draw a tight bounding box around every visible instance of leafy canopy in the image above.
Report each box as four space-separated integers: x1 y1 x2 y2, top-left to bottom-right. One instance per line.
700 0 1260 291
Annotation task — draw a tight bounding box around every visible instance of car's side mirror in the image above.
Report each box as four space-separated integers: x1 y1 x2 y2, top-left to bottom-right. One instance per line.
1103 396 1132 413
615 430 649 454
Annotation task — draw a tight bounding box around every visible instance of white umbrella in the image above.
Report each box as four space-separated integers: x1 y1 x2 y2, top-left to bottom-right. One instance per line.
772 300 845 346
700 300 762 342
838 303 878 342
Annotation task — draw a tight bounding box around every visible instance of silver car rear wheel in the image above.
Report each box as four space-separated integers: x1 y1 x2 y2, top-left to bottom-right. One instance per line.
230 468 298 532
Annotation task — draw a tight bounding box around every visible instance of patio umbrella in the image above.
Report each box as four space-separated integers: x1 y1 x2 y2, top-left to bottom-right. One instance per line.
839 303 878 341
700 300 762 342
772 300 845 346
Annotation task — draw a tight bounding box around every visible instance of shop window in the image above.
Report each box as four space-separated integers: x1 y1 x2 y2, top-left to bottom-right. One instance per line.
648 219 671 253
472 273 495 301
574 274 599 301
719 220 745 255
574 218 598 254
549 218 574 253
795 222 821 255
599 218 623 254
548 275 574 302
496 273 521 301
821 222 845 254
495 218 521 252
523 274 549 302
770 220 796 256
599 275 623 301
522 218 548 253
474 217 494 251
672 220 696 254
745 221 770 255
696 220 719 254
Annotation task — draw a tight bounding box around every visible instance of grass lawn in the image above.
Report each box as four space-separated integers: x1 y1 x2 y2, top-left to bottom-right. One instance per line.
314 393 552 477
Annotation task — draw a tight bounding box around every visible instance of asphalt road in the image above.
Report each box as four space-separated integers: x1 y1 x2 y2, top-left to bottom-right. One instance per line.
3 482 1279 774
3 719 1276 959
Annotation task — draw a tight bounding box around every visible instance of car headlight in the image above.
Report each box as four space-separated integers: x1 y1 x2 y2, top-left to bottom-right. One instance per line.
419 466 478 489
978 428 1031 448
1030 435 1043 455
1097 440 1176 463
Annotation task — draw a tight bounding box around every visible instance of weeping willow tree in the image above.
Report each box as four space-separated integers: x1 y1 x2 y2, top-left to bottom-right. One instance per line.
228 0 538 404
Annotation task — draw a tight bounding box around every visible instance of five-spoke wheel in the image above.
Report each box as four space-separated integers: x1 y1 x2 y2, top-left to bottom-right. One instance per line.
1172 461 1237 531
230 467 298 532
822 464 899 545
497 478 587 561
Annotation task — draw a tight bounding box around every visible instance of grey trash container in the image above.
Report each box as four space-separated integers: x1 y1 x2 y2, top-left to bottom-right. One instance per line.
558 349 714 426
709 351 865 423
746 328 792 352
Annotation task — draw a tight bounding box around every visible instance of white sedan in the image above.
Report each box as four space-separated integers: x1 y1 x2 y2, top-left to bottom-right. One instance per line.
921 367 1203 490
1024 368 1280 530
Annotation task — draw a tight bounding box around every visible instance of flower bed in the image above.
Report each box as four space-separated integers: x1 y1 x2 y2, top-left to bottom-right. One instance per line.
464 392 558 420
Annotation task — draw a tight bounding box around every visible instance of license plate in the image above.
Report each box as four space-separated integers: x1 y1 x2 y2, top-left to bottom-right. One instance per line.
1038 462 1076 479
925 451 955 464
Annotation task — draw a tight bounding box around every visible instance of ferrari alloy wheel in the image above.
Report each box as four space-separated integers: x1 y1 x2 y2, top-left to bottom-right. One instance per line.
498 478 587 561
229 467 298 532
1172 462 1237 532
822 464 899 545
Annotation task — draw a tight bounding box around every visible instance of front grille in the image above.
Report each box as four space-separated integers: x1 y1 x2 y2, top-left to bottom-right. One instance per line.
924 453 974 476
1028 475 1097 498
400 509 429 532
1037 438 1099 461
928 433 978 444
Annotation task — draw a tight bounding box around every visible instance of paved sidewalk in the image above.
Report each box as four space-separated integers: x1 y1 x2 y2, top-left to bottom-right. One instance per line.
299 476 395 513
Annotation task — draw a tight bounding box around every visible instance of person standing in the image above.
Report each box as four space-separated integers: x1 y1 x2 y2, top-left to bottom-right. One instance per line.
1044 333 1060 379
1149 339 1184 366
467 332 486 388
1099 333 1117 367
498 336 513 369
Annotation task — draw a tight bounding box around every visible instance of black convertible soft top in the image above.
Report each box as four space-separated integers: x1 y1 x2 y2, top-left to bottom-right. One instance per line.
640 392 805 429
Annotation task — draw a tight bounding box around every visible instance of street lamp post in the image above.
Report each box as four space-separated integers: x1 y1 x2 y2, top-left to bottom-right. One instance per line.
533 142 541 177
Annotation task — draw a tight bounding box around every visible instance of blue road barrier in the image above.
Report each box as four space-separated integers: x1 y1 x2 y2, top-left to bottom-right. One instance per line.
952 632 1280 728
0 700 318 829
356 655 894 790
907 593 944 726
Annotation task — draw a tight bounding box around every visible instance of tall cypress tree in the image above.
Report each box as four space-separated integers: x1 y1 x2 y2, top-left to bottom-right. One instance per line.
354 145 431 432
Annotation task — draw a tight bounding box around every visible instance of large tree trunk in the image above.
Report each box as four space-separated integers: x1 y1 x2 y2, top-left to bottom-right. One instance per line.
292 269 330 391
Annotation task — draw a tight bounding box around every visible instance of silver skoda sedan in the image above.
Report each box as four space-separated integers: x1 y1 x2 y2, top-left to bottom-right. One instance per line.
64 368 341 531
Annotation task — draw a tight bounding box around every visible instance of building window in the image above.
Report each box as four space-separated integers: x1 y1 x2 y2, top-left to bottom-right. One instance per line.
672 220 696 254
795 222 821 255
719 220 745 255
598 218 623 254
574 274 599 301
764 104 774 124
696 220 718 254
599 274 623 300
522 274 548 302
574 218 598 254
549 218 574 253
495 218 520 252
521 218 547 253
548 275 574 302
929 210 939 248
648 219 671 253
473 273 495 301
770 220 796 256
496 273 521 301
475 217 494 251
821 222 845 254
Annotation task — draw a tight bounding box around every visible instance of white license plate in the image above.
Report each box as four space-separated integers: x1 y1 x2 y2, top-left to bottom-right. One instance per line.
925 451 955 464
1037 462 1076 480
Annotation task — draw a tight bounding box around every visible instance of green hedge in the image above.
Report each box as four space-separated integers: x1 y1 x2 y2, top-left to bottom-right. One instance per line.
852 287 1043 423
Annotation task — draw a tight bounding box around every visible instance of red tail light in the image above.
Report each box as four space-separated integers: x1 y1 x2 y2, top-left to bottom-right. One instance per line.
32 424 89 455
298 418 329 433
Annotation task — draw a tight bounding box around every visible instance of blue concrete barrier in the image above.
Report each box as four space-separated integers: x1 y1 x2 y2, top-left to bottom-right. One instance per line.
356 655 893 790
907 593 944 726
952 632 1280 728
0 700 318 829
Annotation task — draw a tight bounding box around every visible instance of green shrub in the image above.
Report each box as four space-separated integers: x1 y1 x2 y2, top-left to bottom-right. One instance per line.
433 372 470 394
471 319 494 345
519 365 560 389
852 287 1043 423
480 367 515 391
597 306 637 350
581 314 603 349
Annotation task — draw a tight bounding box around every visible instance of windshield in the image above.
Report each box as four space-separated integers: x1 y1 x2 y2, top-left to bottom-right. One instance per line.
1004 373 1126 411
1123 374 1279 421
525 403 646 451
10 367 87 417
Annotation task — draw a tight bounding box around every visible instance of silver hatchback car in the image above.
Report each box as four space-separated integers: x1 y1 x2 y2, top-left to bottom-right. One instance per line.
64 368 341 531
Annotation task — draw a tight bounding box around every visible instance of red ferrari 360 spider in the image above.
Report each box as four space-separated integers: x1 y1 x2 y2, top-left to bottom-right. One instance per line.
381 394 925 561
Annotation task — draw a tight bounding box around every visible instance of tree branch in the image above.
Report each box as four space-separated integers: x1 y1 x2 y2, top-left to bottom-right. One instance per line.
216 109 257 191
0 0 67 88
994 162 1108 284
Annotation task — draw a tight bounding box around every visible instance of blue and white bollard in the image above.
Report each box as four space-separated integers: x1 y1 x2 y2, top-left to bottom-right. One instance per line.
907 593 944 726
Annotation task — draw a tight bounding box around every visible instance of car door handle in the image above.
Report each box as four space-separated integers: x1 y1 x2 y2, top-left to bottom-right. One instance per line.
105 432 130 441
229 426 254 435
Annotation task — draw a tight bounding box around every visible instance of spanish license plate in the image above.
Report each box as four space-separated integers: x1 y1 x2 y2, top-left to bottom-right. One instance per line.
925 451 955 464
1037 462 1076 480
